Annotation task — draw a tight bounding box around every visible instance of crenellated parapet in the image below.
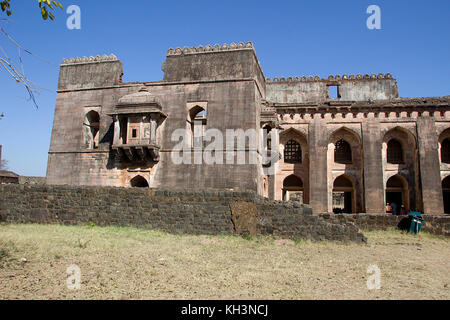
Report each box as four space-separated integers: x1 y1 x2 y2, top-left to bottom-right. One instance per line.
61 54 118 65
167 42 254 56
58 54 123 91
266 73 394 83
163 42 264 89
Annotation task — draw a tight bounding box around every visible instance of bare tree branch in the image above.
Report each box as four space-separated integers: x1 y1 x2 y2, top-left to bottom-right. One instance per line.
0 23 55 108
0 159 8 170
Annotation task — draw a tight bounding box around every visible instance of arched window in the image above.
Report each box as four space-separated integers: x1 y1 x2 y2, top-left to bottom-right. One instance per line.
189 106 207 149
84 111 100 149
284 140 302 163
387 139 404 164
130 175 149 188
334 139 352 164
441 139 450 164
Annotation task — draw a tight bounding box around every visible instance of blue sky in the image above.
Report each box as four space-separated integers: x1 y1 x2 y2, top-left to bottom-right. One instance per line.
0 0 449 176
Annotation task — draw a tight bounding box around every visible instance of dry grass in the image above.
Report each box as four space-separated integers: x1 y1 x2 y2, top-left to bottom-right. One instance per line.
0 223 449 300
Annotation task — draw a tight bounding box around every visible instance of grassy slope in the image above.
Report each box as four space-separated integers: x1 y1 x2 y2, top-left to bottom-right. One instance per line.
0 224 449 300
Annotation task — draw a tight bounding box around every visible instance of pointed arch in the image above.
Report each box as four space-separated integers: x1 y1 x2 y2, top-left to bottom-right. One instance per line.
383 126 417 150
279 128 308 164
329 126 361 146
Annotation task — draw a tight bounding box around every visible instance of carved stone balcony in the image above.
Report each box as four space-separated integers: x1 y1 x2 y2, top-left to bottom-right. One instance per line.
108 86 167 163
112 143 160 162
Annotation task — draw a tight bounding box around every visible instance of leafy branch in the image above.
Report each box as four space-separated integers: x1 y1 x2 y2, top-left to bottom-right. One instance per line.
1 0 63 20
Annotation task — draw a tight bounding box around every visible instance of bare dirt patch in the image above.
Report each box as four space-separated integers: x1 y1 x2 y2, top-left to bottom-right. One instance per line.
0 224 448 300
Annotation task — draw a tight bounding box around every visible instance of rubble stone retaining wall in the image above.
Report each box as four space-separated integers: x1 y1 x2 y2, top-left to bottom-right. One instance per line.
320 214 450 237
0 185 367 243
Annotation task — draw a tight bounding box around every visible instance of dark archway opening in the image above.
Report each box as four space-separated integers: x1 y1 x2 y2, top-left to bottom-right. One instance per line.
443 176 450 214
442 139 450 164
282 175 303 202
333 175 354 214
386 175 408 215
130 175 149 188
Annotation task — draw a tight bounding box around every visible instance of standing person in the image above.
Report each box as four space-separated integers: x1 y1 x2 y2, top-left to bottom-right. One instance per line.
386 203 392 214
400 205 407 215
391 202 398 215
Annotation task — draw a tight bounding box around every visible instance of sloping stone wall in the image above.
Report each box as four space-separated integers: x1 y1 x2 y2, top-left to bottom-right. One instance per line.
0 185 366 243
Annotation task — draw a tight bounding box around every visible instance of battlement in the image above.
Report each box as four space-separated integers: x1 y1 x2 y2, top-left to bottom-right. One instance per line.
162 42 265 93
61 54 118 65
58 54 123 91
266 73 394 83
266 72 398 103
166 42 255 56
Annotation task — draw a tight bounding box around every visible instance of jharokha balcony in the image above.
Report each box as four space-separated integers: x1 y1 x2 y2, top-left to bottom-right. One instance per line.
109 87 167 163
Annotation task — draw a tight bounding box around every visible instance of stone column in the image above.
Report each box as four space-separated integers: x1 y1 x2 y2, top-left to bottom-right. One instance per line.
113 115 120 146
150 119 157 144
362 119 385 213
417 116 444 214
139 116 145 145
309 115 328 213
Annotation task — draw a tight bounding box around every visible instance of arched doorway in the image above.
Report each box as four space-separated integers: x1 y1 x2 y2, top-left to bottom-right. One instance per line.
282 175 303 202
333 175 355 214
130 175 149 188
443 176 450 214
386 175 408 214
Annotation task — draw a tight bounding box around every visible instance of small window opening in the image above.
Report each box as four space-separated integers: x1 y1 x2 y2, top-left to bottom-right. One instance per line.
132 129 138 138
328 85 339 99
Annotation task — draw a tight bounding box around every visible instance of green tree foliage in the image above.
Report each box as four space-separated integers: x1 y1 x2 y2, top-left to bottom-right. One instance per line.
1 0 63 21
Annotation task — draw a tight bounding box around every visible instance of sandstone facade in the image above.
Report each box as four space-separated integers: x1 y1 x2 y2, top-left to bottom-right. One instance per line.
46 43 450 215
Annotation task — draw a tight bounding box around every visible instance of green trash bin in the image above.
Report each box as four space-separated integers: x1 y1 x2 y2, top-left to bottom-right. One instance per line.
409 211 423 234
